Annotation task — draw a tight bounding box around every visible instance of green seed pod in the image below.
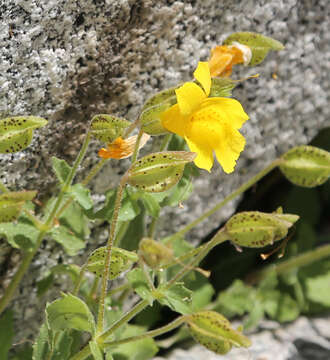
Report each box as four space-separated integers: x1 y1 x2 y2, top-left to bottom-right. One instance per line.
0 116 48 153
280 145 330 188
140 88 177 135
0 191 37 223
90 114 131 143
225 211 299 248
86 246 138 280
223 32 284 66
128 151 196 193
139 238 173 269
186 311 251 355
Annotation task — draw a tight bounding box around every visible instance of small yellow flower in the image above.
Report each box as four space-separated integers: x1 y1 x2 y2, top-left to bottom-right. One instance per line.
161 62 249 173
209 42 252 77
98 133 150 159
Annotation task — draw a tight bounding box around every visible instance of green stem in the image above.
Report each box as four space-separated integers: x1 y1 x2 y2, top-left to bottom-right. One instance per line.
147 134 172 239
122 118 140 139
159 134 172 151
0 181 9 193
107 283 130 298
104 315 186 347
0 131 91 315
98 299 149 343
166 229 228 288
73 265 87 296
249 244 330 284
165 159 282 243
96 173 129 335
148 217 158 238
131 128 144 163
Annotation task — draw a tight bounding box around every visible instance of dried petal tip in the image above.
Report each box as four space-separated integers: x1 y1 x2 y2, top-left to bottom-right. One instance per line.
98 134 150 160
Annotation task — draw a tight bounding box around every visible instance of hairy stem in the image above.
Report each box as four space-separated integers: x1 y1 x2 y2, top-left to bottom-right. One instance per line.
96 173 129 334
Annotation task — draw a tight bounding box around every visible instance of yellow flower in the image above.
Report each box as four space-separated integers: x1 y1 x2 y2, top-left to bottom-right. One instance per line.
209 42 252 77
98 133 150 159
161 62 249 173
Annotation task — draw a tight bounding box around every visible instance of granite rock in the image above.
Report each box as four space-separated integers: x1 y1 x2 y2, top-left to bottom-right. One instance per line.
0 0 330 342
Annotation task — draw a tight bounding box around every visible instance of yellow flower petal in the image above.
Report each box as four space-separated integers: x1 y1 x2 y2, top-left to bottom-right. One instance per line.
202 98 249 129
214 124 246 173
175 82 206 116
185 136 214 172
161 104 187 137
193 62 211 96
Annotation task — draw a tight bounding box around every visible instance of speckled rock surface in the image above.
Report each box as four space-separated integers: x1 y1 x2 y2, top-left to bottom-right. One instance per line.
154 317 330 360
1 0 330 342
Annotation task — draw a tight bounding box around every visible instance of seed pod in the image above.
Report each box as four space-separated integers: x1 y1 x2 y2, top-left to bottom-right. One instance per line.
0 116 48 153
90 114 131 143
280 145 330 188
225 211 299 248
186 311 251 355
86 246 138 280
128 151 196 193
139 238 173 269
0 191 37 223
140 88 177 135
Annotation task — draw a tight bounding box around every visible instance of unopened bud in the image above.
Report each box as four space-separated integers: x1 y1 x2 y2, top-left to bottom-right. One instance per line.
128 151 196 193
225 211 299 248
280 145 330 188
186 311 251 355
139 238 173 269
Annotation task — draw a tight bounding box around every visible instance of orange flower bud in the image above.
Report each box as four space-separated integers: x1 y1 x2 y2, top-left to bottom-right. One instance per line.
98 134 150 160
208 43 251 77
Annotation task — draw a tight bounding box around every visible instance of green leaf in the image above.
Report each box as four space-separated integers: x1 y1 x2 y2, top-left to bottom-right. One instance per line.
86 246 138 280
59 201 90 239
107 324 158 360
89 340 104 360
46 293 95 334
33 323 51 360
11 346 33 360
158 283 193 314
243 298 264 330
126 268 154 304
262 290 300 323
51 156 72 184
69 184 93 210
223 32 284 66
0 116 48 153
161 175 193 207
0 190 37 223
90 114 131 143
0 222 39 250
133 192 160 218
37 273 55 297
0 310 14 360
190 274 215 311
214 280 255 318
49 226 85 256
120 212 145 251
128 151 196 193
304 270 330 307
37 264 81 297
89 188 140 222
